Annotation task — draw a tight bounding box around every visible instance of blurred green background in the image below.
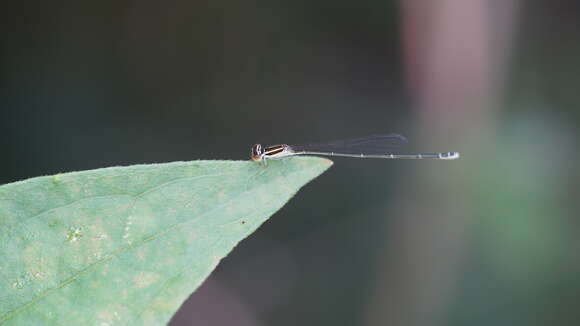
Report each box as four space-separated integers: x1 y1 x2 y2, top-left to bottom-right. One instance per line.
3 1 580 325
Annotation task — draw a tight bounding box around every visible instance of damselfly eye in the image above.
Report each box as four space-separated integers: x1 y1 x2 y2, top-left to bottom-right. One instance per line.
251 144 263 161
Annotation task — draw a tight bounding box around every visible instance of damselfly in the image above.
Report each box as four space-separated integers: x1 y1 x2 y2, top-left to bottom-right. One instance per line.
251 134 459 161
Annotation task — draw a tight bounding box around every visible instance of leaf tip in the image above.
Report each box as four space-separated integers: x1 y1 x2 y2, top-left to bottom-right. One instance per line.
293 156 333 178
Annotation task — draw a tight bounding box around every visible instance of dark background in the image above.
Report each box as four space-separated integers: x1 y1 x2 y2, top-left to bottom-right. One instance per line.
3 1 580 325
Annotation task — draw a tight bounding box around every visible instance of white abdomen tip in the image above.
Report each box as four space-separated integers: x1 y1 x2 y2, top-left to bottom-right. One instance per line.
440 152 460 160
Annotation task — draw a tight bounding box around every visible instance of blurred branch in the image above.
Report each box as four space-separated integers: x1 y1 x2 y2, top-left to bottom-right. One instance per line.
364 1 521 325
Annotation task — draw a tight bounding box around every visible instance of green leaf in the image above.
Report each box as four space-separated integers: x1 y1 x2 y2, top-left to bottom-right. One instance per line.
0 157 332 325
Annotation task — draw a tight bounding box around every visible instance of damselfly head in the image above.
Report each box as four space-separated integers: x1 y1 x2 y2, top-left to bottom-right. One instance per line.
251 144 264 161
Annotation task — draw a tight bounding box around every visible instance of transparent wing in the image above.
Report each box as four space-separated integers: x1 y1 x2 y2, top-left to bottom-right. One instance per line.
290 134 408 155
